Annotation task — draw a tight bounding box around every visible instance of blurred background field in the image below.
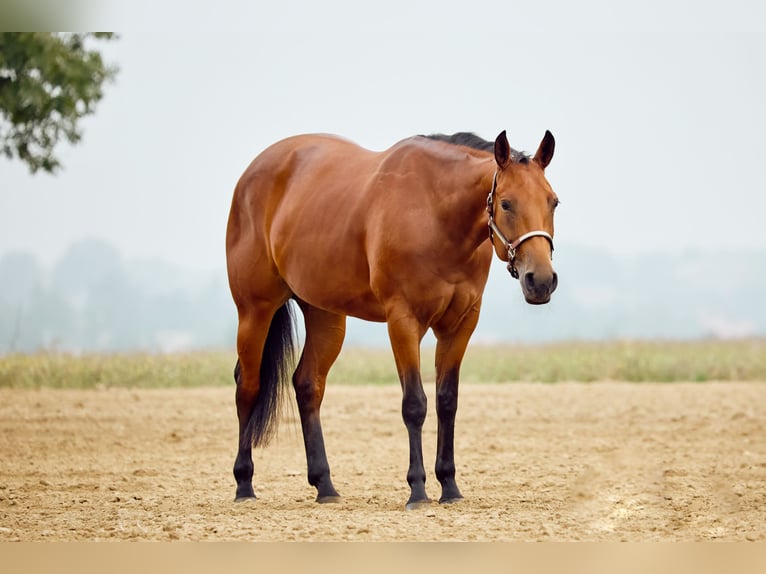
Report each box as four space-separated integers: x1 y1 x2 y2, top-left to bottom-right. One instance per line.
2 338 764 389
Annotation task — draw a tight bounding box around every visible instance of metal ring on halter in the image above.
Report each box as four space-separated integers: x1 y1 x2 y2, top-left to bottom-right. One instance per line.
486 170 554 279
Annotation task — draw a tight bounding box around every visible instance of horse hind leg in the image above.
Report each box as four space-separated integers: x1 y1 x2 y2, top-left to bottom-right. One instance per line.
292 303 346 503
233 302 296 501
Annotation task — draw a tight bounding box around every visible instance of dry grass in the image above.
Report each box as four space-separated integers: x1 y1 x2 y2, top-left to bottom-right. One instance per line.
1 339 765 389
0 351 235 389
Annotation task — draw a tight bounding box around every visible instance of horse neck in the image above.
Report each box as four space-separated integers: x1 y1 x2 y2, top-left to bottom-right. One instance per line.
439 156 495 255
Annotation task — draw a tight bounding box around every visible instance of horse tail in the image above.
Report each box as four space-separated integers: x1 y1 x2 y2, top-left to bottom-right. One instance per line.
234 301 297 448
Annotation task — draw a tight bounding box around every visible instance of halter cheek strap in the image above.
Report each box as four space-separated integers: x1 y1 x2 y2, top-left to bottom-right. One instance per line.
486 171 554 279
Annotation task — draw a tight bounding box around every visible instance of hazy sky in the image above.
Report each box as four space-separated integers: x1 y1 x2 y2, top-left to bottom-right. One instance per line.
2 0 765 272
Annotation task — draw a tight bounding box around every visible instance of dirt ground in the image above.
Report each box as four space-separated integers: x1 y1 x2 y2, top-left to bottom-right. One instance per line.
1 382 765 541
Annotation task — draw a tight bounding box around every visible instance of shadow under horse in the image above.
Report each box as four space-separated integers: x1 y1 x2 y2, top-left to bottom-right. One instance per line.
225 129 559 509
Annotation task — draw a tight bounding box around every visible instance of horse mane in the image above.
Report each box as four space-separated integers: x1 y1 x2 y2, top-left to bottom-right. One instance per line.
420 132 530 163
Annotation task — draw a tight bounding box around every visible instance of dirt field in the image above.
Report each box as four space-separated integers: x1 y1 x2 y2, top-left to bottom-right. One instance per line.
1 382 765 541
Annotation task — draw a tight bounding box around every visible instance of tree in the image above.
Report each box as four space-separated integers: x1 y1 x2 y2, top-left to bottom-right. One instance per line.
0 32 118 174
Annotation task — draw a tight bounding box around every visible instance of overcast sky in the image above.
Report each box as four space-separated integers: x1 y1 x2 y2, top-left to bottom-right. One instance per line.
2 0 765 272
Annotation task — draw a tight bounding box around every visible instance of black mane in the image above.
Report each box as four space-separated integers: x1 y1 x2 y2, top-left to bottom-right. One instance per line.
420 131 529 163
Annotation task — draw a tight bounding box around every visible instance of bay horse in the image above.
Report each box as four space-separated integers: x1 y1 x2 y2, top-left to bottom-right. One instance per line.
226 129 559 509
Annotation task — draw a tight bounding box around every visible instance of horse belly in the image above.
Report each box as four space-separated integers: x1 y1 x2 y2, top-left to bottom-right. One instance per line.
271 219 386 322
283 258 386 321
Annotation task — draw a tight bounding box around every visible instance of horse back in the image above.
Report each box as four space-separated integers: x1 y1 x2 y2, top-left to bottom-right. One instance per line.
227 134 492 323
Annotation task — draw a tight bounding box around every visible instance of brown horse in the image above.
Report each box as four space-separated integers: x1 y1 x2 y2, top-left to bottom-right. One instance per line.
226 130 559 508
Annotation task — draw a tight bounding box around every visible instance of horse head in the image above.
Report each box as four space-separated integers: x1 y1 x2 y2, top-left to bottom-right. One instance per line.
488 130 559 305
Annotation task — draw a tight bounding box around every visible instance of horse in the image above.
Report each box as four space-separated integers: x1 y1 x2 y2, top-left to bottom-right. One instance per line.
225 129 559 509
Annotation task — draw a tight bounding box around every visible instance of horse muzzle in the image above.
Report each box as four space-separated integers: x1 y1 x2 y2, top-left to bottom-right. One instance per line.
520 267 558 305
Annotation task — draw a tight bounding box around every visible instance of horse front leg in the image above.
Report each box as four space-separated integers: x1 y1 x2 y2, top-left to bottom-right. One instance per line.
433 306 481 504
434 365 462 503
402 370 429 509
387 314 430 509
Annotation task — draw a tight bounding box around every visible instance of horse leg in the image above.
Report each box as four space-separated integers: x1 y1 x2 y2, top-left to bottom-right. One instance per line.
233 301 294 500
293 303 345 503
433 306 481 504
387 313 429 509
233 308 269 500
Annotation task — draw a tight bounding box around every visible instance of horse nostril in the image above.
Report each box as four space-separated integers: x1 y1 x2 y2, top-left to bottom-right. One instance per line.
524 270 557 295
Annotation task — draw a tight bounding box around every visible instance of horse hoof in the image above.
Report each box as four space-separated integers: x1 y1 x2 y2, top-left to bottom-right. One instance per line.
234 495 256 503
439 496 464 505
405 498 433 511
316 495 342 504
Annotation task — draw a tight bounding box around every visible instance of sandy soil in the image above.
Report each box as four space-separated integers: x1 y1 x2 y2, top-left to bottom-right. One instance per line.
1 382 765 541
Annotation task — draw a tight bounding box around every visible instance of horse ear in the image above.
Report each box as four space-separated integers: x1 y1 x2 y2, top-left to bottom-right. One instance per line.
494 130 511 170
533 130 555 169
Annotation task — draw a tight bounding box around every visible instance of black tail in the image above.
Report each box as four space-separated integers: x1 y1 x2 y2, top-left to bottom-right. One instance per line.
234 301 297 448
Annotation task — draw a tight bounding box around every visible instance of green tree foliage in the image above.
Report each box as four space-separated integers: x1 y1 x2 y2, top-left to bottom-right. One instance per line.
0 32 118 174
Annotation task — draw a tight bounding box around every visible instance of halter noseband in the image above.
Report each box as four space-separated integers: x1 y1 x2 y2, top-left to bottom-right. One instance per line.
486 171 554 279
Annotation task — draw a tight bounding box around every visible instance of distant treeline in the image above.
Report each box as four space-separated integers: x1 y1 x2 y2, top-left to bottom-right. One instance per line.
0 238 235 354
1 238 765 354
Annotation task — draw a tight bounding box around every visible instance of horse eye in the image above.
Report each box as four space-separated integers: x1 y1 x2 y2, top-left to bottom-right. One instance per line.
552 198 560 209
500 200 511 211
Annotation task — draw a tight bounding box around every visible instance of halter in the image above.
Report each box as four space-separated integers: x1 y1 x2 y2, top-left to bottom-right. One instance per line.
486 171 554 279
